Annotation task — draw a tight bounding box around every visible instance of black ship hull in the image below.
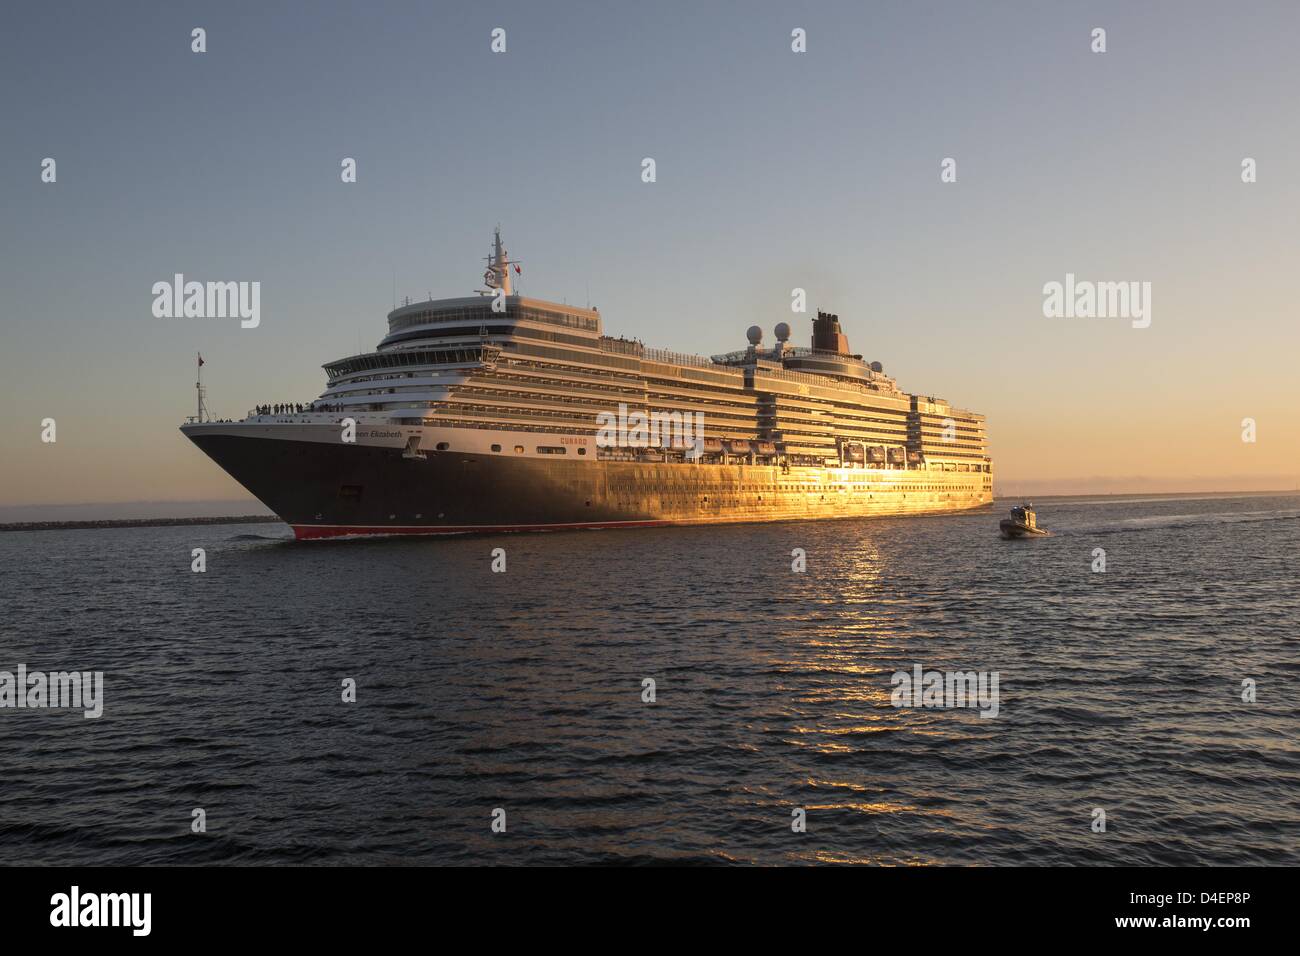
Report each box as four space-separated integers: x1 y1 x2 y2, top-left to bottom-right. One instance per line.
187 433 993 539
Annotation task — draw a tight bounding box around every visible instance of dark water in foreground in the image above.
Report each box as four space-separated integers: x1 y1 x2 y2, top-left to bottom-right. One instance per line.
1 493 1297 865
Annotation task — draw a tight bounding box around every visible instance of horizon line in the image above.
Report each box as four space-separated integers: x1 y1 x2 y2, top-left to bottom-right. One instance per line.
3 487 1298 526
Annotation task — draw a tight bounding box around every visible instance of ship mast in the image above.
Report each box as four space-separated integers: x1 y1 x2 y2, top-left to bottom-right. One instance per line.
480 226 520 296
194 352 209 423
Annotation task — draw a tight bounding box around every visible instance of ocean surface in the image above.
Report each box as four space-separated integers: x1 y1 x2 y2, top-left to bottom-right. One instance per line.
1 493 1297 866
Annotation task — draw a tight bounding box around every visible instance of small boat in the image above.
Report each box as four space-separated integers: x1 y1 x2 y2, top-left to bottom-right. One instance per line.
1000 503 1050 538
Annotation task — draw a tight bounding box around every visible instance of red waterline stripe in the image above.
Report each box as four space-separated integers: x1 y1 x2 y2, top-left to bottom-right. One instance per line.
291 520 673 540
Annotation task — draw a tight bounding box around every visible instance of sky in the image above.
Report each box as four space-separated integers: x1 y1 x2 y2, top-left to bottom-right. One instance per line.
2 0 1297 518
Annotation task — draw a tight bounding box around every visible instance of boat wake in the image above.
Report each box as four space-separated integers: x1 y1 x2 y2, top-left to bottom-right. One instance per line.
1054 508 1300 537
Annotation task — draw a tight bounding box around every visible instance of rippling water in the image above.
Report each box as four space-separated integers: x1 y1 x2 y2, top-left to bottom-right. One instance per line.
1 493 1297 865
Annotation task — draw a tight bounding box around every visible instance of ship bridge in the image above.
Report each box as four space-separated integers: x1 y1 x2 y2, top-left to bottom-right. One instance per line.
378 227 602 350
380 295 603 350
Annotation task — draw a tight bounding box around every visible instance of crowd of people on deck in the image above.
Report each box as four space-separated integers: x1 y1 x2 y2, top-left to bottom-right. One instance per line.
254 402 347 416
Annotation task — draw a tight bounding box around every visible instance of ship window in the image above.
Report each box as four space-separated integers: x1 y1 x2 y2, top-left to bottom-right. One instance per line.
491 444 502 452
436 442 450 451
514 445 525 453
577 447 587 455
537 446 566 455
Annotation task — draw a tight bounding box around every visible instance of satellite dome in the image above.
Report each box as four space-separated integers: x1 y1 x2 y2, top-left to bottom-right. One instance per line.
774 322 791 342
746 325 763 345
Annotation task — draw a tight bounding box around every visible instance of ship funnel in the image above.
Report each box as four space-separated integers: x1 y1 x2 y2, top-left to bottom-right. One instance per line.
812 310 851 355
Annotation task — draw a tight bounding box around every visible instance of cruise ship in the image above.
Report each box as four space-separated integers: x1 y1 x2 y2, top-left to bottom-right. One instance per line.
181 230 993 538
